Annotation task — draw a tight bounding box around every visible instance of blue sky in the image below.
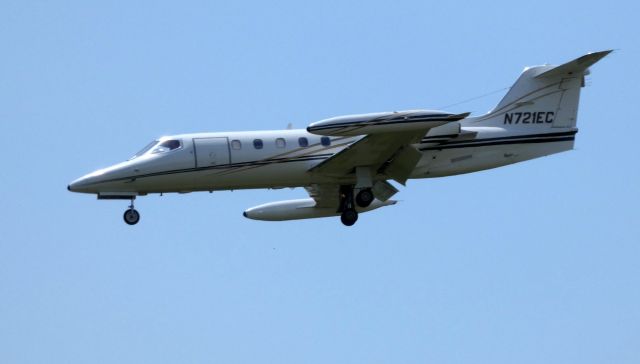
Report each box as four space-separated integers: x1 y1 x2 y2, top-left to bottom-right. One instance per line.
1 0 638 363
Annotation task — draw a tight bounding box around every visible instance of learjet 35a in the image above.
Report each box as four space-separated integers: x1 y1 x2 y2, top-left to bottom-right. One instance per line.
68 51 610 226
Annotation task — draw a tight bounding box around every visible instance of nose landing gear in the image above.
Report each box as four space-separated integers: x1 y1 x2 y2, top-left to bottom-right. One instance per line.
123 198 140 225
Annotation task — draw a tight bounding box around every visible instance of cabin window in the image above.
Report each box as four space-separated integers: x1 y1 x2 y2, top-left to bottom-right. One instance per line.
275 138 286 148
320 136 331 147
253 139 263 149
298 137 309 147
151 139 182 154
231 140 242 150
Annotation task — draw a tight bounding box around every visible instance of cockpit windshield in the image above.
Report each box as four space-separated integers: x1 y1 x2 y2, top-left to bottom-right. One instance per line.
129 139 182 160
129 140 159 160
129 139 183 160
151 139 182 154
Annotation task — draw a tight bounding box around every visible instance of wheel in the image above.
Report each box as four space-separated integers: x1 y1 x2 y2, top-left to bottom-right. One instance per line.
123 208 140 225
355 188 374 208
340 209 358 226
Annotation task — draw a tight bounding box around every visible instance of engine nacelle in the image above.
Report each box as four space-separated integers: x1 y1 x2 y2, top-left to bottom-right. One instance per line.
243 198 396 221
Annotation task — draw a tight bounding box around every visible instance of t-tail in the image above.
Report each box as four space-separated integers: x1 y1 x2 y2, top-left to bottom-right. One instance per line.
467 50 612 132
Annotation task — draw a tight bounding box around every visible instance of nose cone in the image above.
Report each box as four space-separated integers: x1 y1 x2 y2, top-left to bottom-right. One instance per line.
68 166 113 193
68 161 137 194
68 174 98 193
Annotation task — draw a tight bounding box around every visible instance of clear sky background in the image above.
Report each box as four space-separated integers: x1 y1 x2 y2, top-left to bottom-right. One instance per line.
1 1 638 363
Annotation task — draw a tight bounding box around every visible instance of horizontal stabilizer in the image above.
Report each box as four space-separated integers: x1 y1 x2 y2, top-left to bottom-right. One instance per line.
535 50 612 79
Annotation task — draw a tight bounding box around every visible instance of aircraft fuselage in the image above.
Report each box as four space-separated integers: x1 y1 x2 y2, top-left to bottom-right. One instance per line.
68 126 576 195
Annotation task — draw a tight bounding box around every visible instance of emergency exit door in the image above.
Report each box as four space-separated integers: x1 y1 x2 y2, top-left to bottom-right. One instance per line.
193 137 230 168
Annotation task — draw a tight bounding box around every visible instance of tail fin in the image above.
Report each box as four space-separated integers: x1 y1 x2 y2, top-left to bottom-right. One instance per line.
470 50 611 129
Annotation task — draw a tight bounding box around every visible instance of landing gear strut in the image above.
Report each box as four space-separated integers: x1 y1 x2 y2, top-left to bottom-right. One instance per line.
123 198 140 225
339 185 358 226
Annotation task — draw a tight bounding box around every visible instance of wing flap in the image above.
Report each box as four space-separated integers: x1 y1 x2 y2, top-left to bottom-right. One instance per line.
384 145 422 185
305 181 398 209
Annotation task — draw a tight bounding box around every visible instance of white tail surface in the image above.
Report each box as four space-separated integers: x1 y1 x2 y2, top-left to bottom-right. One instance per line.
468 50 611 130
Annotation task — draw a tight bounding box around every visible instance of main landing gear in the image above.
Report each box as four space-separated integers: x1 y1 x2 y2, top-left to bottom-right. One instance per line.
339 186 374 226
355 188 374 208
123 198 140 225
340 209 358 226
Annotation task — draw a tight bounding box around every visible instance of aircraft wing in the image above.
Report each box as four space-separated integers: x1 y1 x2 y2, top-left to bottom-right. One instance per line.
307 110 469 184
308 131 425 184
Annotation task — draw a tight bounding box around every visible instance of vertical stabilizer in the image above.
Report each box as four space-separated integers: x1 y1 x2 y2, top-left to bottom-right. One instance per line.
469 50 611 130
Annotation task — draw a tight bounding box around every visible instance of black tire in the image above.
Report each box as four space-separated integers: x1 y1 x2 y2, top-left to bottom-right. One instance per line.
355 189 374 208
123 208 140 225
340 209 358 226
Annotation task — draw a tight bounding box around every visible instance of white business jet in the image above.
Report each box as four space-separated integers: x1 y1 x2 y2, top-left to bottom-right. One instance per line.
68 51 610 226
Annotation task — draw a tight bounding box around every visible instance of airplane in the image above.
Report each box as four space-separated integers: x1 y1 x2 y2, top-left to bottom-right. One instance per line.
68 50 611 226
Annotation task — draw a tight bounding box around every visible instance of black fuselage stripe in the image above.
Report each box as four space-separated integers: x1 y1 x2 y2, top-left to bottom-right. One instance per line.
420 130 577 144
97 155 332 184
419 136 575 150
